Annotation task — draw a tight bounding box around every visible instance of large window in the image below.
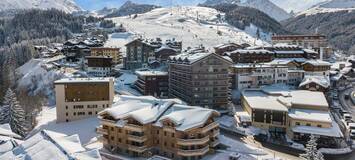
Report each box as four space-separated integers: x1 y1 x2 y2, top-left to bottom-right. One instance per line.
254 110 264 123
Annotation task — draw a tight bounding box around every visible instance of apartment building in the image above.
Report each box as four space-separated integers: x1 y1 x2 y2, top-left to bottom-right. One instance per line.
230 64 288 91
168 52 233 109
97 95 220 159
85 56 113 77
91 47 122 64
213 43 245 55
224 49 274 63
134 71 169 98
265 59 305 87
299 75 330 92
124 38 182 70
55 78 114 123
241 86 343 147
302 60 332 76
272 34 332 59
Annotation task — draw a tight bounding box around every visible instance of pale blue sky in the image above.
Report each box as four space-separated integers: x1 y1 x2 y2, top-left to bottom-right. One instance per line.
75 0 326 12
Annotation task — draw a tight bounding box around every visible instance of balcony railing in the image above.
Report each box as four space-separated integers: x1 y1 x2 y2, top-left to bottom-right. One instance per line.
125 124 144 132
96 126 108 135
128 135 148 142
209 129 219 138
177 146 209 156
128 145 148 153
210 139 220 147
177 136 210 146
202 122 219 133
99 117 116 126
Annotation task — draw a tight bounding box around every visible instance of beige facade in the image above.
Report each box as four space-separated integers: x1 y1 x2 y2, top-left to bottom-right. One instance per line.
97 96 220 160
168 53 232 109
55 78 114 123
241 87 343 146
91 47 122 64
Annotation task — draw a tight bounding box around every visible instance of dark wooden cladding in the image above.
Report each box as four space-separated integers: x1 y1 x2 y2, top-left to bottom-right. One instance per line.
87 57 112 67
64 83 109 102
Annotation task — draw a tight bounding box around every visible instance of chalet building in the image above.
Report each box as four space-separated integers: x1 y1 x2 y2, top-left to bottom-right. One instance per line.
124 38 182 70
272 34 333 59
54 78 114 123
241 86 343 147
168 52 233 109
97 95 220 159
213 43 246 55
265 59 305 87
63 39 104 61
91 47 122 64
230 64 288 91
224 49 274 63
0 130 102 160
85 56 113 77
270 44 318 59
299 76 330 92
134 71 169 98
302 60 332 76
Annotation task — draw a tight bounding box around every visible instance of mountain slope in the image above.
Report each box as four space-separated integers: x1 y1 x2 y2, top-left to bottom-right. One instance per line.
105 1 160 18
201 3 288 34
106 6 268 51
0 0 81 13
202 0 291 21
283 10 355 53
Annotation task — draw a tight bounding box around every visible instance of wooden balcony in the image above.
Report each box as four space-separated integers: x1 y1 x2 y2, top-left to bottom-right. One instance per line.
210 139 220 147
125 124 144 132
177 146 209 156
128 135 148 143
99 117 116 126
202 122 219 133
163 127 175 133
128 145 148 153
96 126 108 135
210 129 220 137
177 136 210 146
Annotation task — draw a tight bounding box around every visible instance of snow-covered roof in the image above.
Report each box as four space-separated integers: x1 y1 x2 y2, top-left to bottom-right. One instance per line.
226 49 274 55
288 109 332 123
135 71 168 76
155 104 219 131
0 130 101 160
303 59 332 66
242 88 329 111
99 95 218 131
55 77 112 84
274 50 304 54
169 52 232 65
0 124 21 139
291 120 343 138
299 75 330 88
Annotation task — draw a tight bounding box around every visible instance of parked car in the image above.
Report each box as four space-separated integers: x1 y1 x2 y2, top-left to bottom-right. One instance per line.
344 113 352 121
229 153 241 160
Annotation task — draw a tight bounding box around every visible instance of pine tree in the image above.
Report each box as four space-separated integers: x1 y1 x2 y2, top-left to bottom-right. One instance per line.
299 135 324 160
0 88 14 124
8 91 29 137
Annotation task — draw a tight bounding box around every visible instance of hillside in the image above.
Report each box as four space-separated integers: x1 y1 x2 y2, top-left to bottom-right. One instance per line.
202 3 289 35
283 10 355 53
202 0 291 21
105 1 160 18
0 0 81 13
284 0 355 53
106 6 268 51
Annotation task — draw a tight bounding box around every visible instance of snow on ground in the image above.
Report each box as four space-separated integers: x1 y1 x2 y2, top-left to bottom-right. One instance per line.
108 6 268 51
115 71 141 96
319 147 353 155
32 106 100 146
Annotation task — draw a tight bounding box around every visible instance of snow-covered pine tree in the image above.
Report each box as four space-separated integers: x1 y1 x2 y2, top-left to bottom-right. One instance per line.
9 93 29 137
0 88 14 124
299 134 324 160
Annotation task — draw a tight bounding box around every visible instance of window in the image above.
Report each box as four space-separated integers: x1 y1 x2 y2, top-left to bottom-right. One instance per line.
296 122 300 126
77 112 85 116
73 105 84 109
157 130 159 134
164 142 167 146
73 112 76 116
164 131 167 136
317 124 322 128
65 106 68 109
66 113 68 116
306 123 311 126
172 133 175 137
88 112 92 115
118 138 121 143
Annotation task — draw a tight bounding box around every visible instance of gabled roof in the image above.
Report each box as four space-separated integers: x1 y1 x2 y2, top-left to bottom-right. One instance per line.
99 96 219 131
0 130 101 160
299 75 330 89
302 60 332 66
169 52 233 65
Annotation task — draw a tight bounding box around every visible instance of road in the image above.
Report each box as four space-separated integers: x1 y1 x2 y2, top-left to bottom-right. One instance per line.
221 130 302 160
339 86 355 120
